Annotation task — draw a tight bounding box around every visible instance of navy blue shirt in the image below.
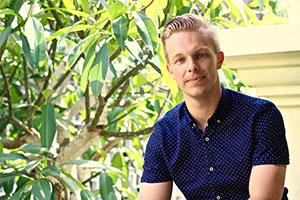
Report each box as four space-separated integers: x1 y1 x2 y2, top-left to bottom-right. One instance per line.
141 87 289 200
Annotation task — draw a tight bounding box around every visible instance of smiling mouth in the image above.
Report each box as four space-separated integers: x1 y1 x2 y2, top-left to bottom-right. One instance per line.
186 75 205 84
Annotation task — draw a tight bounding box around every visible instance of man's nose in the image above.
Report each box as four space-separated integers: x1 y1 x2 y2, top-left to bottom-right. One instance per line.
187 58 199 73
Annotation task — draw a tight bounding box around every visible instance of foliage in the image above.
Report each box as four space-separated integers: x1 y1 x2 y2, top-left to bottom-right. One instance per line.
0 0 287 199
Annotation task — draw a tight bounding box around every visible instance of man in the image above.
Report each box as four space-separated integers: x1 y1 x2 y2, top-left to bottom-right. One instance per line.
139 14 289 200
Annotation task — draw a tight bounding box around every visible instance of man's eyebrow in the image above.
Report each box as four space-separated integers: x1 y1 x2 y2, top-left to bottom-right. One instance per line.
195 47 210 52
171 53 184 61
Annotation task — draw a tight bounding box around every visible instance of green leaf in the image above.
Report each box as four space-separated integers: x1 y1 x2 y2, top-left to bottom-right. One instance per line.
99 0 109 9
0 8 23 24
42 166 60 177
133 12 158 54
214 16 239 28
124 146 143 169
0 26 12 47
108 191 117 200
24 160 41 174
16 176 30 190
46 24 92 42
40 102 56 150
90 80 103 97
67 32 100 69
108 107 124 122
89 43 109 96
60 159 90 166
210 0 222 10
77 0 90 13
111 152 128 177
62 0 76 10
59 170 85 192
41 7 91 19
80 189 96 200
0 153 27 161
0 142 3 153
42 89 54 100
3 176 14 196
125 38 144 64
31 17 46 68
225 0 241 20
20 33 34 69
32 178 53 200
6 0 23 26
80 41 97 92
243 4 259 25
108 1 126 21
112 16 128 50
100 172 116 200
21 143 42 154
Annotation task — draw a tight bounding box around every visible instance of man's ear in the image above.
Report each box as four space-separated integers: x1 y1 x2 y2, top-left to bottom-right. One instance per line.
217 51 224 69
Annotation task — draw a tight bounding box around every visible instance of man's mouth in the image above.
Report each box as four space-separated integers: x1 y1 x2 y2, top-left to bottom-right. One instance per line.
186 75 205 84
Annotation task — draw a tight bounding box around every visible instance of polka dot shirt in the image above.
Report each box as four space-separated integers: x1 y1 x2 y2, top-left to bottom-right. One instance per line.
141 87 289 200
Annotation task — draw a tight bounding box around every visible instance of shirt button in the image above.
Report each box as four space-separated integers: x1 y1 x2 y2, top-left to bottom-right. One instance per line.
209 167 214 172
192 123 196 129
217 119 221 124
205 137 209 142
216 196 221 199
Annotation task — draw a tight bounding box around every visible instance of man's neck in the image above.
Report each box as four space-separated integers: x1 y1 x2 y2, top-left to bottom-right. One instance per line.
184 85 222 132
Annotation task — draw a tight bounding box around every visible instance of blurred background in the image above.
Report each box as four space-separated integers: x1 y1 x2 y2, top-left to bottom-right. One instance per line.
0 0 299 199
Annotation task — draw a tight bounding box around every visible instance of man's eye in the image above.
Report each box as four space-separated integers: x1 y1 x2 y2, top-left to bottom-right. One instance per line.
175 57 185 64
197 53 209 58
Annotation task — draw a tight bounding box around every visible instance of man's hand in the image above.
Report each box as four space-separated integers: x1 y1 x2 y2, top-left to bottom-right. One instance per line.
139 181 173 200
249 164 286 200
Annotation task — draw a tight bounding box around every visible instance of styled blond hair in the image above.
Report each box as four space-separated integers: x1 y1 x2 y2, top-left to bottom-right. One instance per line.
161 14 220 62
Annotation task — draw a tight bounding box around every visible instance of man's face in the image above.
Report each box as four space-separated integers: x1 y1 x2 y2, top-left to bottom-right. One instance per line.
165 30 224 100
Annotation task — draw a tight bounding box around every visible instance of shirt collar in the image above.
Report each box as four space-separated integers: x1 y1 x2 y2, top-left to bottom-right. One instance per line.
180 86 232 126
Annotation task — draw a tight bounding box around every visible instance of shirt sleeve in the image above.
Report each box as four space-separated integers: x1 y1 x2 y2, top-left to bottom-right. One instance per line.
252 103 290 165
141 124 172 183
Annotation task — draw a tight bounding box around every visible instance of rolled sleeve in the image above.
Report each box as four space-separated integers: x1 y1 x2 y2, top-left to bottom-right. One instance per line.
252 103 290 166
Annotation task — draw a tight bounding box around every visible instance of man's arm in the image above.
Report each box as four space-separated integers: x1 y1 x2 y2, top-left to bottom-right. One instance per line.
249 164 286 200
139 181 173 200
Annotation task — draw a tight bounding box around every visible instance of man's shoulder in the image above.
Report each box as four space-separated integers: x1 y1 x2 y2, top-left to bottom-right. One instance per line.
227 88 277 112
155 102 185 128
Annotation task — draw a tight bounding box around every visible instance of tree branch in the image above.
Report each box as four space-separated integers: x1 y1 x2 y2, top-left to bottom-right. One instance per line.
46 0 64 29
22 54 32 128
91 138 121 161
91 96 105 126
140 0 155 12
113 80 129 107
1 133 39 149
100 127 154 138
85 82 91 124
0 40 7 61
104 63 146 102
32 51 82 116
91 63 146 127
0 64 40 138
109 47 121 62
30 40 57 116
89 48 127 127
0 63 13 119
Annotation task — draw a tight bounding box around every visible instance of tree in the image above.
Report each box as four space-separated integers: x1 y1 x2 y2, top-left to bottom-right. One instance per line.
0 0 287 199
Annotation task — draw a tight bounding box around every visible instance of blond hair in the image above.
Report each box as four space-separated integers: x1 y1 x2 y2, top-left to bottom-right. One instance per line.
161 14 220 62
